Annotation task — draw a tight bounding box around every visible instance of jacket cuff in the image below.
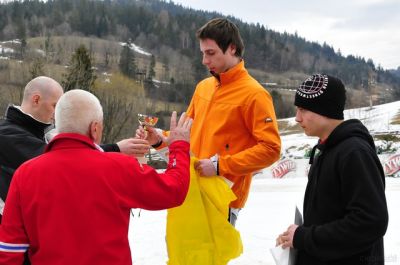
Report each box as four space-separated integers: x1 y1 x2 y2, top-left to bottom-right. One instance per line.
100 143 120 152
169 140 190 151
210 154 219 175
151 139 163 148
293 225 306 251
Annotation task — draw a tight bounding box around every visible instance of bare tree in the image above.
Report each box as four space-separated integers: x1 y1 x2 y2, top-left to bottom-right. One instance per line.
94 73 146 143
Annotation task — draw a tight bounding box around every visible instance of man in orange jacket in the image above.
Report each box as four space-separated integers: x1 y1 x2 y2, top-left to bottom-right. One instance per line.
141 18 281 226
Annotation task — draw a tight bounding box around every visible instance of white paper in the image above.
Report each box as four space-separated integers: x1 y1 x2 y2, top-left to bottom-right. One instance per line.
270 245 290 265
270 206 303 265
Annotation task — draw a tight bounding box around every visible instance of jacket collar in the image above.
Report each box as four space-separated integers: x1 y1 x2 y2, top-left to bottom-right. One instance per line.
211 60 247 86
5 105 52 139
46 133 100 152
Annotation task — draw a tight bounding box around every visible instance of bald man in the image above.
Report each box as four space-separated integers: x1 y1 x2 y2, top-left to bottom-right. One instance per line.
0 76 150 221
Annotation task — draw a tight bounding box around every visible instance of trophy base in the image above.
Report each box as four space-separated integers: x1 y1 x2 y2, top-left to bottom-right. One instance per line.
137 156 147 164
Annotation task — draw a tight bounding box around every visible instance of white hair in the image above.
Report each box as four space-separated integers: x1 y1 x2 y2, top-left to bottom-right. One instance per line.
55 89 103 135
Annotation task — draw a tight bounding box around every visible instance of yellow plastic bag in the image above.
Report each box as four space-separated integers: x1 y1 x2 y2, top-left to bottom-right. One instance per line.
166 157 243 265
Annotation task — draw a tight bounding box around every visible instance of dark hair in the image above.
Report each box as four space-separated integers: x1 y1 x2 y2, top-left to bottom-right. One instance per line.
196 18 244 57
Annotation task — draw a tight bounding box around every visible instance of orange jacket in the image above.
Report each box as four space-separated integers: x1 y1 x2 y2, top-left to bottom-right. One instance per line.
187 61 281 208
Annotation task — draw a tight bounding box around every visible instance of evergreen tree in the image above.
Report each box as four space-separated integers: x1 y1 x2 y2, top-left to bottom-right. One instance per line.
62 45 96 92
119 39 136 78
29 58 45 80
19 37 27 59
97 4 109 37
44 34 54 62
147 54 156 80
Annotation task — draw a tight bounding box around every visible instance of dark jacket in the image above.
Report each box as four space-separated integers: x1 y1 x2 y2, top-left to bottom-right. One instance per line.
0 105 51 203
0 105 119 203
293 119 388 265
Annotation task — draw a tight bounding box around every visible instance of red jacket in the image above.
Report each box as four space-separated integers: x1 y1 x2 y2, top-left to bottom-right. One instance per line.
0 133 190 265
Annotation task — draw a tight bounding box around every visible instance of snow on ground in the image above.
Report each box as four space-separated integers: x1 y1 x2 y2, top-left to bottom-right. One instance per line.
120 41 152 56
1 39 21 44
128 178 400 264
0 44 14 54
129 101 400 264
35 48 45 56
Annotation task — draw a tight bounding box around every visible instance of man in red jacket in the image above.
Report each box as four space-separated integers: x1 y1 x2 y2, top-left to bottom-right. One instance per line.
0 89 192 265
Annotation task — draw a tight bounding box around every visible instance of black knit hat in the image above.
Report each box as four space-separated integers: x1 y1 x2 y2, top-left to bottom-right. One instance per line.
294 74 346 120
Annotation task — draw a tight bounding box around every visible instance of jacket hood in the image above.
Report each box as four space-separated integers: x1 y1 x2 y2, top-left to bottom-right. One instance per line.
325 119 375 149
309 119 374 165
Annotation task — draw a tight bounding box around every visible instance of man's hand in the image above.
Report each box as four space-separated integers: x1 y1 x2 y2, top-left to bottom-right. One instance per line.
276 224 298 249
117 138 150 157
195 159 217 176
165 111 192 144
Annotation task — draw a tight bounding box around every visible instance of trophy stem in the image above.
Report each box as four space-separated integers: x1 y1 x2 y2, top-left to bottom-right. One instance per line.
137 156 147 164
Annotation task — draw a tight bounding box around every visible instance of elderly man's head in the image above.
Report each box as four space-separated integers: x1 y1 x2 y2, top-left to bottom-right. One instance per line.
55 89 104 144
21 76 64 124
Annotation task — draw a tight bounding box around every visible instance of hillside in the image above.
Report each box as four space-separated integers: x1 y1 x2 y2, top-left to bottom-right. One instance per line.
0 0 400 123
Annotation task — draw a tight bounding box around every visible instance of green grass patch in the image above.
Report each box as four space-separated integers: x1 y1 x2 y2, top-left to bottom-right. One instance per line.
374 134 400 142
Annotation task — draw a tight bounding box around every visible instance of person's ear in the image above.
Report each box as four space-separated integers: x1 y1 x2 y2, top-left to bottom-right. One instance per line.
89 121 98 142
228 44 236 55
32 94 40 105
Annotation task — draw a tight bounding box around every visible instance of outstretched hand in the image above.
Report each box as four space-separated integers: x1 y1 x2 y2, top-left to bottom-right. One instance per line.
116 138 150 157
164 111 192 144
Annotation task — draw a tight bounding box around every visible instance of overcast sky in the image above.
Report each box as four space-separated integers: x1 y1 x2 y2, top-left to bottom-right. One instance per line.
173 0 400 70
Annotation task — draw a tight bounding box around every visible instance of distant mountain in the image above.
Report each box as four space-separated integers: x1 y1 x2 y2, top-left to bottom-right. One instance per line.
389 67 400 78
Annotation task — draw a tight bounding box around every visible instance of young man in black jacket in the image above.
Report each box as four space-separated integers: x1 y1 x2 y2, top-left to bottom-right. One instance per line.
276 74 388 265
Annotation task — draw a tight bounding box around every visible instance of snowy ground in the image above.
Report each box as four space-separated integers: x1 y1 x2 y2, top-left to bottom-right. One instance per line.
128 177 400 264
129 101 400 264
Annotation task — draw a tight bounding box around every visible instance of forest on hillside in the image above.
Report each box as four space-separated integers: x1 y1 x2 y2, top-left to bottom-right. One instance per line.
0 0 400 142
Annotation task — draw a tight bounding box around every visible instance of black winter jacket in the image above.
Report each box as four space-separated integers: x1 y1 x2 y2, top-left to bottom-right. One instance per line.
0 105 51 202
293 119 388 265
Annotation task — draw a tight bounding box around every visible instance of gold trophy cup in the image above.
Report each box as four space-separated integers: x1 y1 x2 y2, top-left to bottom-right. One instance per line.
137 113 159 164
